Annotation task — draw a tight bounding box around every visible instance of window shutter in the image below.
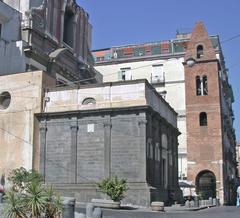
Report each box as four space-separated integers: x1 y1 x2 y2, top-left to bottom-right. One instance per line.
125 69 132 80
118 71 122 81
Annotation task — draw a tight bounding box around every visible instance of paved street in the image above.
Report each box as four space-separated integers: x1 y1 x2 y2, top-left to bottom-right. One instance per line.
77 206 240 218
165 207 240 218
1 204 239 218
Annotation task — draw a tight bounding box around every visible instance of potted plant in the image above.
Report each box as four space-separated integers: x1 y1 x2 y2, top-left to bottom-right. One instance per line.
93 176 128 209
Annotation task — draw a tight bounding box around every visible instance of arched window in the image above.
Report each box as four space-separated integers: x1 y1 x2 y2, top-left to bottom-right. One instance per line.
196 76 201 96
63 7 74 47
196 75 208 96
202 75 208 95
199 112 207 126
82 97 96 105
161 133 168 149
197 45 203 58
0 91 11 110
147 138 152 159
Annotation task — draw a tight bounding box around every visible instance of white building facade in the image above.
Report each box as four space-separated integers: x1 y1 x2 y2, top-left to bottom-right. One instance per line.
93 48 188 179
92 33 221 181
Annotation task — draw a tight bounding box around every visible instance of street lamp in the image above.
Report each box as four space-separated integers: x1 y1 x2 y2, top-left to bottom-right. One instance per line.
186 58 196 67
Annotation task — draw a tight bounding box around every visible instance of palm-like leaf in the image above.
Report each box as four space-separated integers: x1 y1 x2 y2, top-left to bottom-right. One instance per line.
6 168 63 218
24 181 48 217
45 185 62 218
4 190 27 218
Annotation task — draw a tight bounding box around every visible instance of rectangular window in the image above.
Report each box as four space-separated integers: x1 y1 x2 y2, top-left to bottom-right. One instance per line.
151 46 161 55
134 47 146 57
96 56 104 61
173 42 184 53
123 47 134 56
115 50 123 58
151 64 165 84
160 42 170 54
119 67 132 81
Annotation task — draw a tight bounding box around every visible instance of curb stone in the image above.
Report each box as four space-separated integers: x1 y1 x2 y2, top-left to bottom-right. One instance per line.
165 205 216 212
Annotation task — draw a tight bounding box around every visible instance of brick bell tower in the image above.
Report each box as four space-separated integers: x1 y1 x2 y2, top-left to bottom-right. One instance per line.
184 22 224 202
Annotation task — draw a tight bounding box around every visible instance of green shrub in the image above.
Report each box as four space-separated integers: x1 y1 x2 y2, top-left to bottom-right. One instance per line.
8 167 43 192
5 167 62 218
97 176 128 202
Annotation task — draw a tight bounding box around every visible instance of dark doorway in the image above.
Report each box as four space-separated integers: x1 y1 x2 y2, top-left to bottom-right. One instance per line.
196 170 216 199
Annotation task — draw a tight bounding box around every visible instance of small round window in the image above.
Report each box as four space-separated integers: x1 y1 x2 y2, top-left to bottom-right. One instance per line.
0 92 11 109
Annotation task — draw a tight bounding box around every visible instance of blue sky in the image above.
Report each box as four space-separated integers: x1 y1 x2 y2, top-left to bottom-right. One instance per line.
77 0 240 141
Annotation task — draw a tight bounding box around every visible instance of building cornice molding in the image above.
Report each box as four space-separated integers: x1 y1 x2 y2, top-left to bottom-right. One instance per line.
36 105 178 131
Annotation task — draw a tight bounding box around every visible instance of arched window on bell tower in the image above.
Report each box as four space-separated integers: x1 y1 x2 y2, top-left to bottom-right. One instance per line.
197 45 204 59
196 75 208 96
196 76 201 96
202 75 208 95
199 112 208 126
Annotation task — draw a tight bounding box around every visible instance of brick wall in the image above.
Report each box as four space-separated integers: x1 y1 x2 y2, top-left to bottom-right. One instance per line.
184 22 223 200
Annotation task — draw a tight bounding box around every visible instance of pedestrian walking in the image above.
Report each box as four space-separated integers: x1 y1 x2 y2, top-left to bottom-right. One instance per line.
237 185 240 208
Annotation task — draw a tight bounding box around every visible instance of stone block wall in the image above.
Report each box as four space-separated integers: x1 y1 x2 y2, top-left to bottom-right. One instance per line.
38 105 179 206
39 109 151 206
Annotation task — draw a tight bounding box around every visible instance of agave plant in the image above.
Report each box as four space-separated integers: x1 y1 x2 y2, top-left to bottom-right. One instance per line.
5 168 63 218
45 185 62 218
4 189 26 218
24 181 48 217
